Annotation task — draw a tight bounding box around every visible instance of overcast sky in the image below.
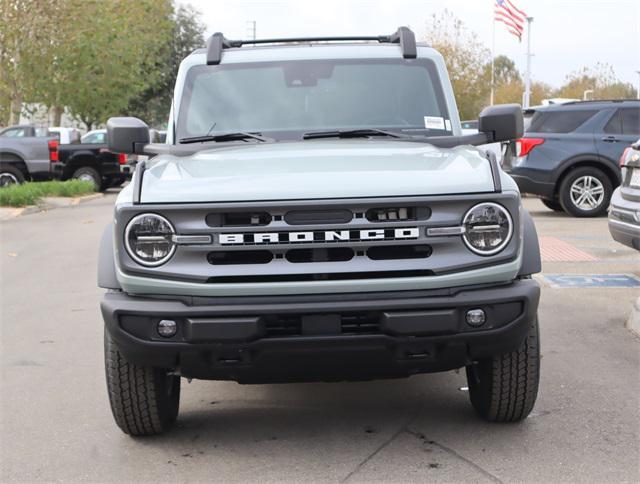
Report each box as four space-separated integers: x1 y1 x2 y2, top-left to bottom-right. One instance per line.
183 0 640 89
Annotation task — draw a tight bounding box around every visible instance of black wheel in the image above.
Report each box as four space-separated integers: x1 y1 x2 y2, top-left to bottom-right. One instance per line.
540 197 563 212
104 330 180 436
559 166 612 217
0 164 25 187
466 316 540 422
72 166 102 191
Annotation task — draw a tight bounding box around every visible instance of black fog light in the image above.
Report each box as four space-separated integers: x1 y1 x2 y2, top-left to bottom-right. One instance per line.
157 319 177 338
465 309 486 327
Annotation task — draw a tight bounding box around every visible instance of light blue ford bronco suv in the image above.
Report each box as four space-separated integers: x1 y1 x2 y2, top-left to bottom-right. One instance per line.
99 27 542 435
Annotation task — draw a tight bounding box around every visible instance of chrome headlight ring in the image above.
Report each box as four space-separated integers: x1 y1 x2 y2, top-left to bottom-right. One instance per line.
462 202 513 256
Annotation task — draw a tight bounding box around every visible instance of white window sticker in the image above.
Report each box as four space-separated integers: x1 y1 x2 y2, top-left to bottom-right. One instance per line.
424 116 445 130
444 119 451 131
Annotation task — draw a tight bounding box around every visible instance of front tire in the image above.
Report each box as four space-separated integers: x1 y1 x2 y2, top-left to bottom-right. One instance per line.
559 167 612 217
104 330 180 436
466 316 540 422
0 164 25 187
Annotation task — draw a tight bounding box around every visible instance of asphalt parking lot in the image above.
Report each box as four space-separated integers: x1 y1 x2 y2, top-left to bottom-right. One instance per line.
1 194 638 483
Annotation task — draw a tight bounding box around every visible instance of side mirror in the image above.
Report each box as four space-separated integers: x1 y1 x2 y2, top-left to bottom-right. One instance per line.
106 117 150 154
478 104 523 143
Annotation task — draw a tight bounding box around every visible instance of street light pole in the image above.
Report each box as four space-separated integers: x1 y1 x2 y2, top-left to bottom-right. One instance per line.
523 17 533 109
636 70 640 99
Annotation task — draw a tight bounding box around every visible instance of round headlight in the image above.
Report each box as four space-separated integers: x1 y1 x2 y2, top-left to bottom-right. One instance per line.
462 203 513 255
124 213 176 266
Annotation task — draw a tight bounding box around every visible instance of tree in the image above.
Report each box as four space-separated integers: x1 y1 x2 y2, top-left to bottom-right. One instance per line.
555 63 635 100
54 0 173 130
487 55 524 105
529 81 553 106
422 10 491 120
0 0 59 126
127 4 205 127
0 0 173 130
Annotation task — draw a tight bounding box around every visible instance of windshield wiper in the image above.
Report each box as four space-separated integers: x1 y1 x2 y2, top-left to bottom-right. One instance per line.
302 128 405 140
179 132 272 144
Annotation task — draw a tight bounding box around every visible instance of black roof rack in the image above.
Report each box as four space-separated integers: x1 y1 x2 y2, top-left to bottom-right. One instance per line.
206 26 417 65
562 99 639 105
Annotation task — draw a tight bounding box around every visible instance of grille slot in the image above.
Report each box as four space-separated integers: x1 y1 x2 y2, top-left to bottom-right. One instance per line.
367 244 432 260
366 206 431 222
264 312 381 338
284 209 353 225
208 250 273 265
206 212 272 227
286 248 354 263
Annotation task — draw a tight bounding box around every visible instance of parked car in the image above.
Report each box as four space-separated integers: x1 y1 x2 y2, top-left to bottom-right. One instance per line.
99 27 542 436
504 99 640 217
0 125 57 185
609 139 640 250
54 141 128 190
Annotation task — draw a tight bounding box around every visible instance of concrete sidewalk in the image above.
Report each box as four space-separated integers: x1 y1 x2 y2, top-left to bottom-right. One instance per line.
0 193 103 221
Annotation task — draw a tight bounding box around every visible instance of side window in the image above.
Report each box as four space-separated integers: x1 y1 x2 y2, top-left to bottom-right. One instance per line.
603 111 622 134
2 128 25 137
620 108 640 135
83 132 105 144
528 110 598 133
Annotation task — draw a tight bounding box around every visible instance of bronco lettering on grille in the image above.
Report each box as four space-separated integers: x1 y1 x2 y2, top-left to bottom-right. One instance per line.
219 227 420 245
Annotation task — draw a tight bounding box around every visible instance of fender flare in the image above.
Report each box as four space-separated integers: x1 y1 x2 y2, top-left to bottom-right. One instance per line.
98 223 120 289
518 209 541 276
553 154 622 189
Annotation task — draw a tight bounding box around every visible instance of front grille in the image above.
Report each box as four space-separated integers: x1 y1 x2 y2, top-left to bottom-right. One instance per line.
117 193 521 285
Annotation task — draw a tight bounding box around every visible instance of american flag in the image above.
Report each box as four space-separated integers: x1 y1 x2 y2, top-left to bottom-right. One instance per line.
495 0 528 41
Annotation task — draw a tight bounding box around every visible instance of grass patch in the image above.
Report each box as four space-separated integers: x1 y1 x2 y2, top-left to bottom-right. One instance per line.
0 180 96 207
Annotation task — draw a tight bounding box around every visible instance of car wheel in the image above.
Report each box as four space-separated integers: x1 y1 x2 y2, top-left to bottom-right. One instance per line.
465 316 540 422
540 197 563 212
559 167 612 217
104 329 180 436
72 166 102 191
0 165 25 187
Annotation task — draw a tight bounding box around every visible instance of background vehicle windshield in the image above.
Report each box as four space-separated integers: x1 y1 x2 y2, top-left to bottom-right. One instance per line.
177 58 452 141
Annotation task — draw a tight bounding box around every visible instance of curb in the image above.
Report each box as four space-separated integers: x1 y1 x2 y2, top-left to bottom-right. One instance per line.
626 297 640 338
0 193 104 221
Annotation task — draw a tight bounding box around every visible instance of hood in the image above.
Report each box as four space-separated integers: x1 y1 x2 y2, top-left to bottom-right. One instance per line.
139 139 496 203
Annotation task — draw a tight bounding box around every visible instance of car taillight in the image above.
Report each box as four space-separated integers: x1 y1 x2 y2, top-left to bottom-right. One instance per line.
118 153 127 165
619 147 631 167
516 138 544 157
48 140 59 162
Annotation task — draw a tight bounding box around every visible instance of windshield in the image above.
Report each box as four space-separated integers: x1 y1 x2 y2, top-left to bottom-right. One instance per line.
176 58 452 141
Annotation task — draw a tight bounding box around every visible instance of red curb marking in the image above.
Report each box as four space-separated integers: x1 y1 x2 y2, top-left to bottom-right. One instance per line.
539 236 598 262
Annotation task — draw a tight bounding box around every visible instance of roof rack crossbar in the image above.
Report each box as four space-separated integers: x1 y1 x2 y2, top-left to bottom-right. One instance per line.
206 26 417 65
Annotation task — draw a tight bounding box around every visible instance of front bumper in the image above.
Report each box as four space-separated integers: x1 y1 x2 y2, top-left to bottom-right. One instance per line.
101 279 540 383
609 188 640 250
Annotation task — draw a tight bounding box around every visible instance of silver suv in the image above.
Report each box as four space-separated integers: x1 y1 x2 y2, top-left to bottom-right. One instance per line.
99 27 542 435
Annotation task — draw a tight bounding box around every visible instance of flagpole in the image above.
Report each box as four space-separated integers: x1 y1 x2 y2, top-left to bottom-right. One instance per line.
490 9 496 106
523 16 533 108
